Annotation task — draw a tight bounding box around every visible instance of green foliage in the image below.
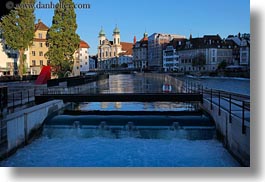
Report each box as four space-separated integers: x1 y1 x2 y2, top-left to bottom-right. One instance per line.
192 53 206 67
45 0 80 78
0 0 35 77
218 60 228 70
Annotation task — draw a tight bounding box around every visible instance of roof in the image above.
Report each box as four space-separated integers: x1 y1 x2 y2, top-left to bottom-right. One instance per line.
35 20 49 31
113 25 120 34
203 35 222 40
80 40 90 48
99 27 106 36
120 42 133 55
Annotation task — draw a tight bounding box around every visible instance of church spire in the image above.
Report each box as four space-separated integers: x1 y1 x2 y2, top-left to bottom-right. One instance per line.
134 36 137 44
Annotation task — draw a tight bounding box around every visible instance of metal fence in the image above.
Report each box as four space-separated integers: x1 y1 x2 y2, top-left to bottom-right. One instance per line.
184 80 250 135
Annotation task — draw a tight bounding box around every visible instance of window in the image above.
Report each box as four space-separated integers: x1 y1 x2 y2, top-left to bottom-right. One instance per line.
46 42 49 47
32 60 36 66
39 51 43 56
32 51 36 56
85 56 88 59
40 60 43 66
38 33 42 38
40 43 43 47
118 38 120 44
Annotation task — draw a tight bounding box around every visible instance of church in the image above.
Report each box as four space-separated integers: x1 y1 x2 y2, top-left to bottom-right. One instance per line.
97 26 133 69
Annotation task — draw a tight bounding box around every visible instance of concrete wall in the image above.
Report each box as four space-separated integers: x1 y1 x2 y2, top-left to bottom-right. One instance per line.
3 100 64 154
201 99 250 166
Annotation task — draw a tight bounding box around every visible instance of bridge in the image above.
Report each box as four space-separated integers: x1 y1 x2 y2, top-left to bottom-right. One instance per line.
35 93 203 104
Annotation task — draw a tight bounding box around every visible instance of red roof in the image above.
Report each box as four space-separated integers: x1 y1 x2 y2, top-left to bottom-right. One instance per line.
80 40 90 48
35 20 49 31
120 42 133 55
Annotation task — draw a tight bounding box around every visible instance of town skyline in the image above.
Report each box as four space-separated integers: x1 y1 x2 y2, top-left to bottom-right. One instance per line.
35 0 250 55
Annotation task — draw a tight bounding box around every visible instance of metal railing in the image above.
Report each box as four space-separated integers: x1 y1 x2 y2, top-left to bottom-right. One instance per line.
6 88 48 113
184 80 250 135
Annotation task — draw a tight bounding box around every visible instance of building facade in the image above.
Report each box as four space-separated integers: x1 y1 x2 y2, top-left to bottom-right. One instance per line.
0 36 19 76
162 45 180 72
132 32 148 70
26 19 49 75
89 56 96 70
73 40 90 76
226 33 250 67
163 35 234 73
148 33 185 71
97 26 133 69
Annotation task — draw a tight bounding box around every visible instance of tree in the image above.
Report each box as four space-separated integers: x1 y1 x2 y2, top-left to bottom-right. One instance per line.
45 0 80 78
192 53 206 70
218 60 228 70
0 0 35 78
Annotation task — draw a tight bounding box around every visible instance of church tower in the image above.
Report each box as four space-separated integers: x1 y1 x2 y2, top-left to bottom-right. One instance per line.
113 25 120 45
98 27 106 45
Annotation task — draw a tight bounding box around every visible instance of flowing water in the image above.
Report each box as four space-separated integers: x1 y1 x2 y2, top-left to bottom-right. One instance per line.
0 74 247 167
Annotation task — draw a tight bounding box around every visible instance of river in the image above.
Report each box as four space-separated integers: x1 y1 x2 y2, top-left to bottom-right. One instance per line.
0 74 247 167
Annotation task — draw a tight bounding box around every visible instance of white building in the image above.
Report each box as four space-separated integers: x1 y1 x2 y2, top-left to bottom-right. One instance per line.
0 37 19 76
118 54 133 68
163 45 180 72
177 35 234 72
73 40 90 76
148 33 185 70
97 26 133 70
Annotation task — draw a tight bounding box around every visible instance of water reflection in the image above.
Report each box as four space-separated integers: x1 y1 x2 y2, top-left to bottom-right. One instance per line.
77 74 192 111
78 102 195 111
84 73 184 94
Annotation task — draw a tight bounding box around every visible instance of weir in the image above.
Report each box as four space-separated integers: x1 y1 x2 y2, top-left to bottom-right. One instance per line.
43 110 216 140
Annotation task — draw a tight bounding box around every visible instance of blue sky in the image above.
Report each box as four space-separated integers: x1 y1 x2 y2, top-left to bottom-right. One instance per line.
35 0 250 55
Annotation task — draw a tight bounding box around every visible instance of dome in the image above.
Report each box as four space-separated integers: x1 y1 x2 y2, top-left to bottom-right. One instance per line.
113 25 120 34
99 27 105 37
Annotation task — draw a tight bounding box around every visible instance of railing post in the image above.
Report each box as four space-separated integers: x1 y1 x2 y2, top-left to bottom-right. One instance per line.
210 89 213 110
229 94 232 123
28 90 30 103
242 101 246 134
218 91 221 115
201 85 204 104
13 93 15 111
21 91 23 106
